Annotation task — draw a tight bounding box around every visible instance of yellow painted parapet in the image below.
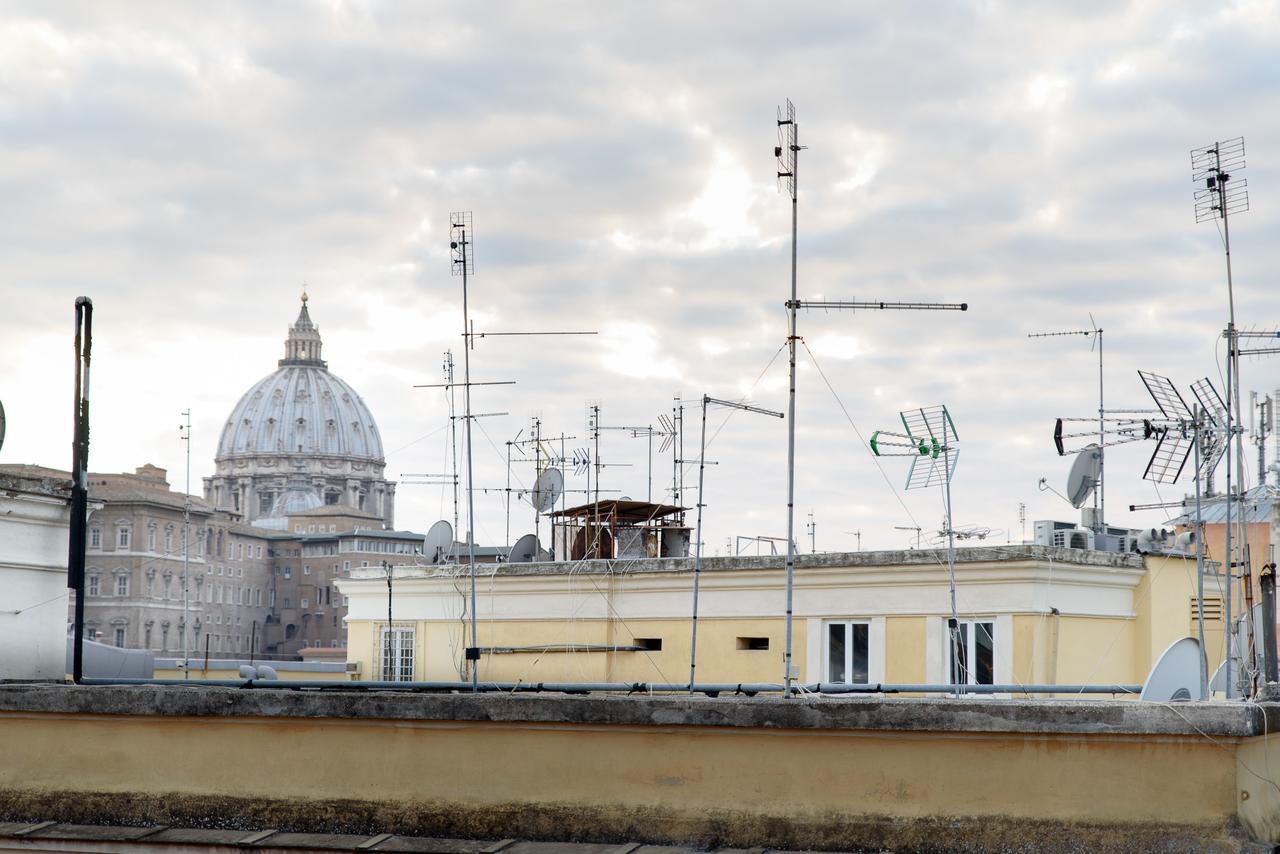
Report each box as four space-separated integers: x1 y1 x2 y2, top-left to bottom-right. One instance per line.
0 685 1272 849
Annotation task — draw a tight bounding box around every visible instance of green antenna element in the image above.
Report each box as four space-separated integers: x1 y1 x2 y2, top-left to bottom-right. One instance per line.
871 404 959 488
873 403 968 688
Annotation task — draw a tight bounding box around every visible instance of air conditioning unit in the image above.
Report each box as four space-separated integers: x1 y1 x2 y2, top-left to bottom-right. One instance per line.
1035 520 1095 550
1054 528 1095 550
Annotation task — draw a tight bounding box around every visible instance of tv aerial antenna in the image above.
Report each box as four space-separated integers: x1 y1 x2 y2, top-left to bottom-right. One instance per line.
1052 369 1230 699
1192 137 1260 698
688 395 783 694
773 98 969 696
843 530 862 552
894 525 923 550
1029 315 1106 530
872 405 964 687
597 418 675 504
413 212 594 690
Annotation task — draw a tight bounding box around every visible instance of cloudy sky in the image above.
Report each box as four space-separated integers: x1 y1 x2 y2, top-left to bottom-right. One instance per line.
3 1 1279 555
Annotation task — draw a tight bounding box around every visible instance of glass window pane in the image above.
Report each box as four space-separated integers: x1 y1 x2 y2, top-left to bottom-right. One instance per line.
975 622 995 685
827 623 846 683
851 624 869 684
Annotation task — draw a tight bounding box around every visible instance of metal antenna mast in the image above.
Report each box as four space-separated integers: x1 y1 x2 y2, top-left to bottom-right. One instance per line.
773 98 968 696
689 395 783 693
179 409 192 679
873 405 963 688
444 350 460 537
844 527 865 555
1192 137 1252 696
1029 316 1105 532
415 213 592 685
454 212 480 690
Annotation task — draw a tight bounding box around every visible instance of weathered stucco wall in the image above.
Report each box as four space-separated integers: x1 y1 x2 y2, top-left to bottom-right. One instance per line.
0 685 1272 850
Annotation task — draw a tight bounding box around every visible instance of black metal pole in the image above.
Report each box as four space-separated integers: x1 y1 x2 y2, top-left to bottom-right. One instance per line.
69 297 93 684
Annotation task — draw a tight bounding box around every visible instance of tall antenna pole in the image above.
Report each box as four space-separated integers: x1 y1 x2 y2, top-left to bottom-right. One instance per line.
450 212 480 691
941 414 960 690
777 98 802 698
533 417 542 547
689 396 783 693
1193 404 1208 699
180 409 191 679
445 351 460 540
1193 137 1250 696
504 436 513 550
772 100 968 695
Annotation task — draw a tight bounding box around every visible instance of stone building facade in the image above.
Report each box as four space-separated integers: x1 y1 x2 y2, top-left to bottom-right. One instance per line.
0 461 427 660
203 295 396 529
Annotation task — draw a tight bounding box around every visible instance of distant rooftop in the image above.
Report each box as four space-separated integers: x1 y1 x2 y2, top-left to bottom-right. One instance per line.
1167 484 1278 526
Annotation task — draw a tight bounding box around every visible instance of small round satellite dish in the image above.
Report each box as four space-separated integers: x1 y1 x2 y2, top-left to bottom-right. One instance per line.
1066 445 1102 509
619 496 632 502
0 399 6 454
423 520 454 565
1140 636 1201 701
509 533 540 563
531 468 564 514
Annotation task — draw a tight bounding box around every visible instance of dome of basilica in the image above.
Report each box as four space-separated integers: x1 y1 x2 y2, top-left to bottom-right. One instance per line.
204 294 396 529
215 296 383 461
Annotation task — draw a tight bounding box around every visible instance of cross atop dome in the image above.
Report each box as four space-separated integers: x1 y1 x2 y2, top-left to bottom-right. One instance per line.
280 293 325 368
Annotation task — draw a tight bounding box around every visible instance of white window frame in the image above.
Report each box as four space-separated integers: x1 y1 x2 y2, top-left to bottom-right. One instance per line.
87 575 100 597
824 620 871 685
117 527 130 549
380 627 414 682
114 628 126 648
115 574 129 597
90 527 101 549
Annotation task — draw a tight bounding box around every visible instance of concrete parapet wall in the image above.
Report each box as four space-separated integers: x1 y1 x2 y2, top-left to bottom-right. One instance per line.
0 685 1273 851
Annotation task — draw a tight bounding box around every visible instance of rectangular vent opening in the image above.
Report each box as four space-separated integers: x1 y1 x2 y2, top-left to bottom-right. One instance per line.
1193 596 1223 622
634 637 663 651
736 636 770 651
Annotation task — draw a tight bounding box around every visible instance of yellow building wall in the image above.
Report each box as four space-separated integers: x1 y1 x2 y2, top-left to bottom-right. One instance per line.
885 617 926 683
346 557 1232 690
0 706 1244 843
348 617 810 686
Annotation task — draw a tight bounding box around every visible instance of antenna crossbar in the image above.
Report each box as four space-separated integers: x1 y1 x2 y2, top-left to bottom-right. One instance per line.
790 299 968 312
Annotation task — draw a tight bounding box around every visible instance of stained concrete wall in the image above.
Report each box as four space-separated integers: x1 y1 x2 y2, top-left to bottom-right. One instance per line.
0 685 1273 850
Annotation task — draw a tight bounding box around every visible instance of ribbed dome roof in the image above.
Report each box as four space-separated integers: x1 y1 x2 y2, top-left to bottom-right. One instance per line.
215 297 384 461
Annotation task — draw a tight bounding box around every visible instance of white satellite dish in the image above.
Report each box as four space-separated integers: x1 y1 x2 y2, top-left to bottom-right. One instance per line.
509 533 540 563
423 520 454 565
1140 636 1201 701
1066 445 1102 509
530 468 563 514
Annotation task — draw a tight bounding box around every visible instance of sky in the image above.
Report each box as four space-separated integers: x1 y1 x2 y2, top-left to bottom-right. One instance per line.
2 1 1279 556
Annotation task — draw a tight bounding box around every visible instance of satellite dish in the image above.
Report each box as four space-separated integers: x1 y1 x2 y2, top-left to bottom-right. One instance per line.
619 496 632 502
530 468 563 514
509 533 540 563
0 399 6 455
1066 445 1102 509
1140 636 1201 701
423 520 454 565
